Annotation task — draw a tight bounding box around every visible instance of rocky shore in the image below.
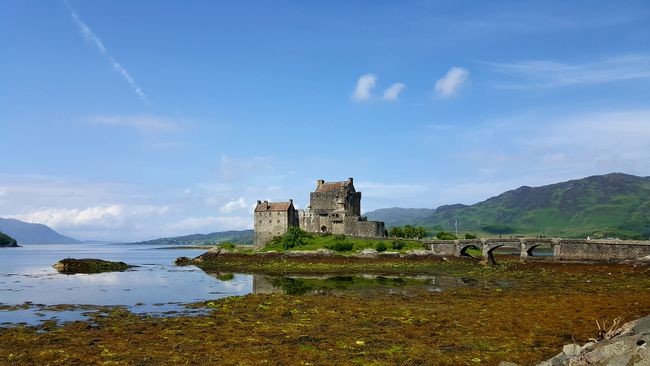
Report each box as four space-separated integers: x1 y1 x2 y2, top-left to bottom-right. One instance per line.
501 315 650 365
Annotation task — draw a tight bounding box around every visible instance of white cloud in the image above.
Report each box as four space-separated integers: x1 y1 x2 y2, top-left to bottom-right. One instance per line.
434 67 469 98
169 216 252 233
382 82 406 101
11 204 169 230
351 73 377 102
64 0 147 103
486 54 650 89
220 198 248 213
92 115 177 133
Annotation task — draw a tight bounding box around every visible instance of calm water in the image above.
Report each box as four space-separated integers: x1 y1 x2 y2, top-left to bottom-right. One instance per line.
0 244 252 325
0 244 514 326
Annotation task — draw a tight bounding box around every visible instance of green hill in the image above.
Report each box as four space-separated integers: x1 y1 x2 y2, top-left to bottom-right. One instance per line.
131 230 254 246
367 173 650 239
362 207 436 227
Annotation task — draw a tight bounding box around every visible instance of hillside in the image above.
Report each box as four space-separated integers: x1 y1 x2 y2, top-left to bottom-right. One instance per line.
132 230 254 246
365 173 650 239
0 218 80 244
364 208 436 227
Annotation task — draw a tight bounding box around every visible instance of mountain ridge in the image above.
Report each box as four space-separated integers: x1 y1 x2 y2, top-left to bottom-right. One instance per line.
0 218 80 244
365 173 650 239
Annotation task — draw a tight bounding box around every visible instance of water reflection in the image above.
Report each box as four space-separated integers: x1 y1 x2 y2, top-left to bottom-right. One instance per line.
225 274 514 295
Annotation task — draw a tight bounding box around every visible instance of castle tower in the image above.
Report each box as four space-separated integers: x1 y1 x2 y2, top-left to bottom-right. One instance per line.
253 199 298 249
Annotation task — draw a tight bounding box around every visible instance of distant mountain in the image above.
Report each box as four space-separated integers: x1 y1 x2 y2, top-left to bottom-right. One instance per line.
364 173 650 239
131 230 254 246
364 208 436 227
0 218 80 244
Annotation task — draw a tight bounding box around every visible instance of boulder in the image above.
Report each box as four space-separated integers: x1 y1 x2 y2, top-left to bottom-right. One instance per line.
533 315 650 366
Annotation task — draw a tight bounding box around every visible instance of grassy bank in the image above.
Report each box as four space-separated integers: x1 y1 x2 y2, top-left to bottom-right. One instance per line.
259 231 424 254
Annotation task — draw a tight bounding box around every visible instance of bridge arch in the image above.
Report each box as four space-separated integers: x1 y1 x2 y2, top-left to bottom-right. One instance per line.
523 242 555 258
484 243 521 265
459 244 481 258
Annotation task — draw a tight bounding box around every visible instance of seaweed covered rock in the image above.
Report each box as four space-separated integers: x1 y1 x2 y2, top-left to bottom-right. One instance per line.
53 258 131 274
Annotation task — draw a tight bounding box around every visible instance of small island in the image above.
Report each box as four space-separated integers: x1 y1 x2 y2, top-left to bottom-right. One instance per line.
0 231 19 247
53 258 132 274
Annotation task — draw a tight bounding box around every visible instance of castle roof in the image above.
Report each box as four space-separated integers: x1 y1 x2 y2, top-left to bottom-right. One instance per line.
254 201 293 212
315 179 354 193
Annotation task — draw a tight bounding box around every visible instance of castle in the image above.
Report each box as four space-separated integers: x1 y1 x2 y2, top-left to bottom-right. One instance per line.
254 178 385 248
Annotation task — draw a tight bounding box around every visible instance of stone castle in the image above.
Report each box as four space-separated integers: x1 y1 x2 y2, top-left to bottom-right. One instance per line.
254 178 385 248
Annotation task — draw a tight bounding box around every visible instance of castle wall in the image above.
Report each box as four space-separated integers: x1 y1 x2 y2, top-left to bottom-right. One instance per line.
254 209 298 249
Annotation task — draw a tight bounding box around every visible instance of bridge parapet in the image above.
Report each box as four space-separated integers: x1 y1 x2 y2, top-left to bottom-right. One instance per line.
423 237 650 263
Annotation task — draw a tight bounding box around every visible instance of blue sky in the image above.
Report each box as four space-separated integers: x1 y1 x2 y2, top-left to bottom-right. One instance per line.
1 1 649 241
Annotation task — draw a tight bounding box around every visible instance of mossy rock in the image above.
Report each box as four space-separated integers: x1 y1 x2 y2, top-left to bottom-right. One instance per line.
53 258 132 274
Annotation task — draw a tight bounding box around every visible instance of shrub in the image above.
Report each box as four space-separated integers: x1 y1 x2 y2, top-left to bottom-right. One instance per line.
436 231 457 240
219 242 236 250
326 241 354 252
376 242 387 252
463 233 477 239
281 227 311 250
391 240 405 250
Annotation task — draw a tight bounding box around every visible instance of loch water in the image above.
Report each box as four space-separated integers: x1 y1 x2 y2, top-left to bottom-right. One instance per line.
0 244 252 325
0 243 516 327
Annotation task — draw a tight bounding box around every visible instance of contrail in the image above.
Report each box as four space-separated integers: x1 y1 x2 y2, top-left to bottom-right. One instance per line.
64 0 148 103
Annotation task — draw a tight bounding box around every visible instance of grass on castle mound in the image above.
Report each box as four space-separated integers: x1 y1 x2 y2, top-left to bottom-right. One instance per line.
258 233 424 253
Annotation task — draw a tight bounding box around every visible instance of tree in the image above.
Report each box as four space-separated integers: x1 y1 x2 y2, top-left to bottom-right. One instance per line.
0 231 17 247
403 225 417 238
389 227 404 238
415 226 427 239
464 233 477 239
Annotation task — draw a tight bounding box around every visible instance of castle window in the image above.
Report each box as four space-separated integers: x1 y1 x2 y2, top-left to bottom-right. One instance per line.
269 220 272 223
277 220 280 223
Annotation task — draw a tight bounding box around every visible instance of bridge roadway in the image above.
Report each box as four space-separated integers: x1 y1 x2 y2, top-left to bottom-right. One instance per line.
422 238 650 264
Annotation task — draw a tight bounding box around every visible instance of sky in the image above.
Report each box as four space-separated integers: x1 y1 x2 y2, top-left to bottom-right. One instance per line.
1 1 649 241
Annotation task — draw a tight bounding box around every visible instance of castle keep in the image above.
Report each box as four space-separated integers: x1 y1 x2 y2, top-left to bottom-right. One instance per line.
254 178 385 248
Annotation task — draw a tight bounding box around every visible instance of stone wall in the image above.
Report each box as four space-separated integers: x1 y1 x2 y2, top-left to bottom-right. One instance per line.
254 209 299 249
554 241 650 261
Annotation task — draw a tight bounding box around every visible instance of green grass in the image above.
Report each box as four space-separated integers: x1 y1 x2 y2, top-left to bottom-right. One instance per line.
260 234 424 254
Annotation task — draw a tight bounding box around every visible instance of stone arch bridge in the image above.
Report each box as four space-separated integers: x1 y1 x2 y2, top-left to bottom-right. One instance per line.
423 238 650 264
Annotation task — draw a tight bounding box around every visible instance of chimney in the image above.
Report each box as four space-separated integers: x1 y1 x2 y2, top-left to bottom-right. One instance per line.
348 177 353 184
317 179 324 186
264 200 269 209
256 200 261 205
289 199 293 206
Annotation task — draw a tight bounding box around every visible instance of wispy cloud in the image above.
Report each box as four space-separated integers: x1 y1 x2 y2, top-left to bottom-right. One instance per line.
92 115 178 133
351 73 377 102
382 82 406 101
64 0 147 103
486 54 650 89
434 67 469 98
